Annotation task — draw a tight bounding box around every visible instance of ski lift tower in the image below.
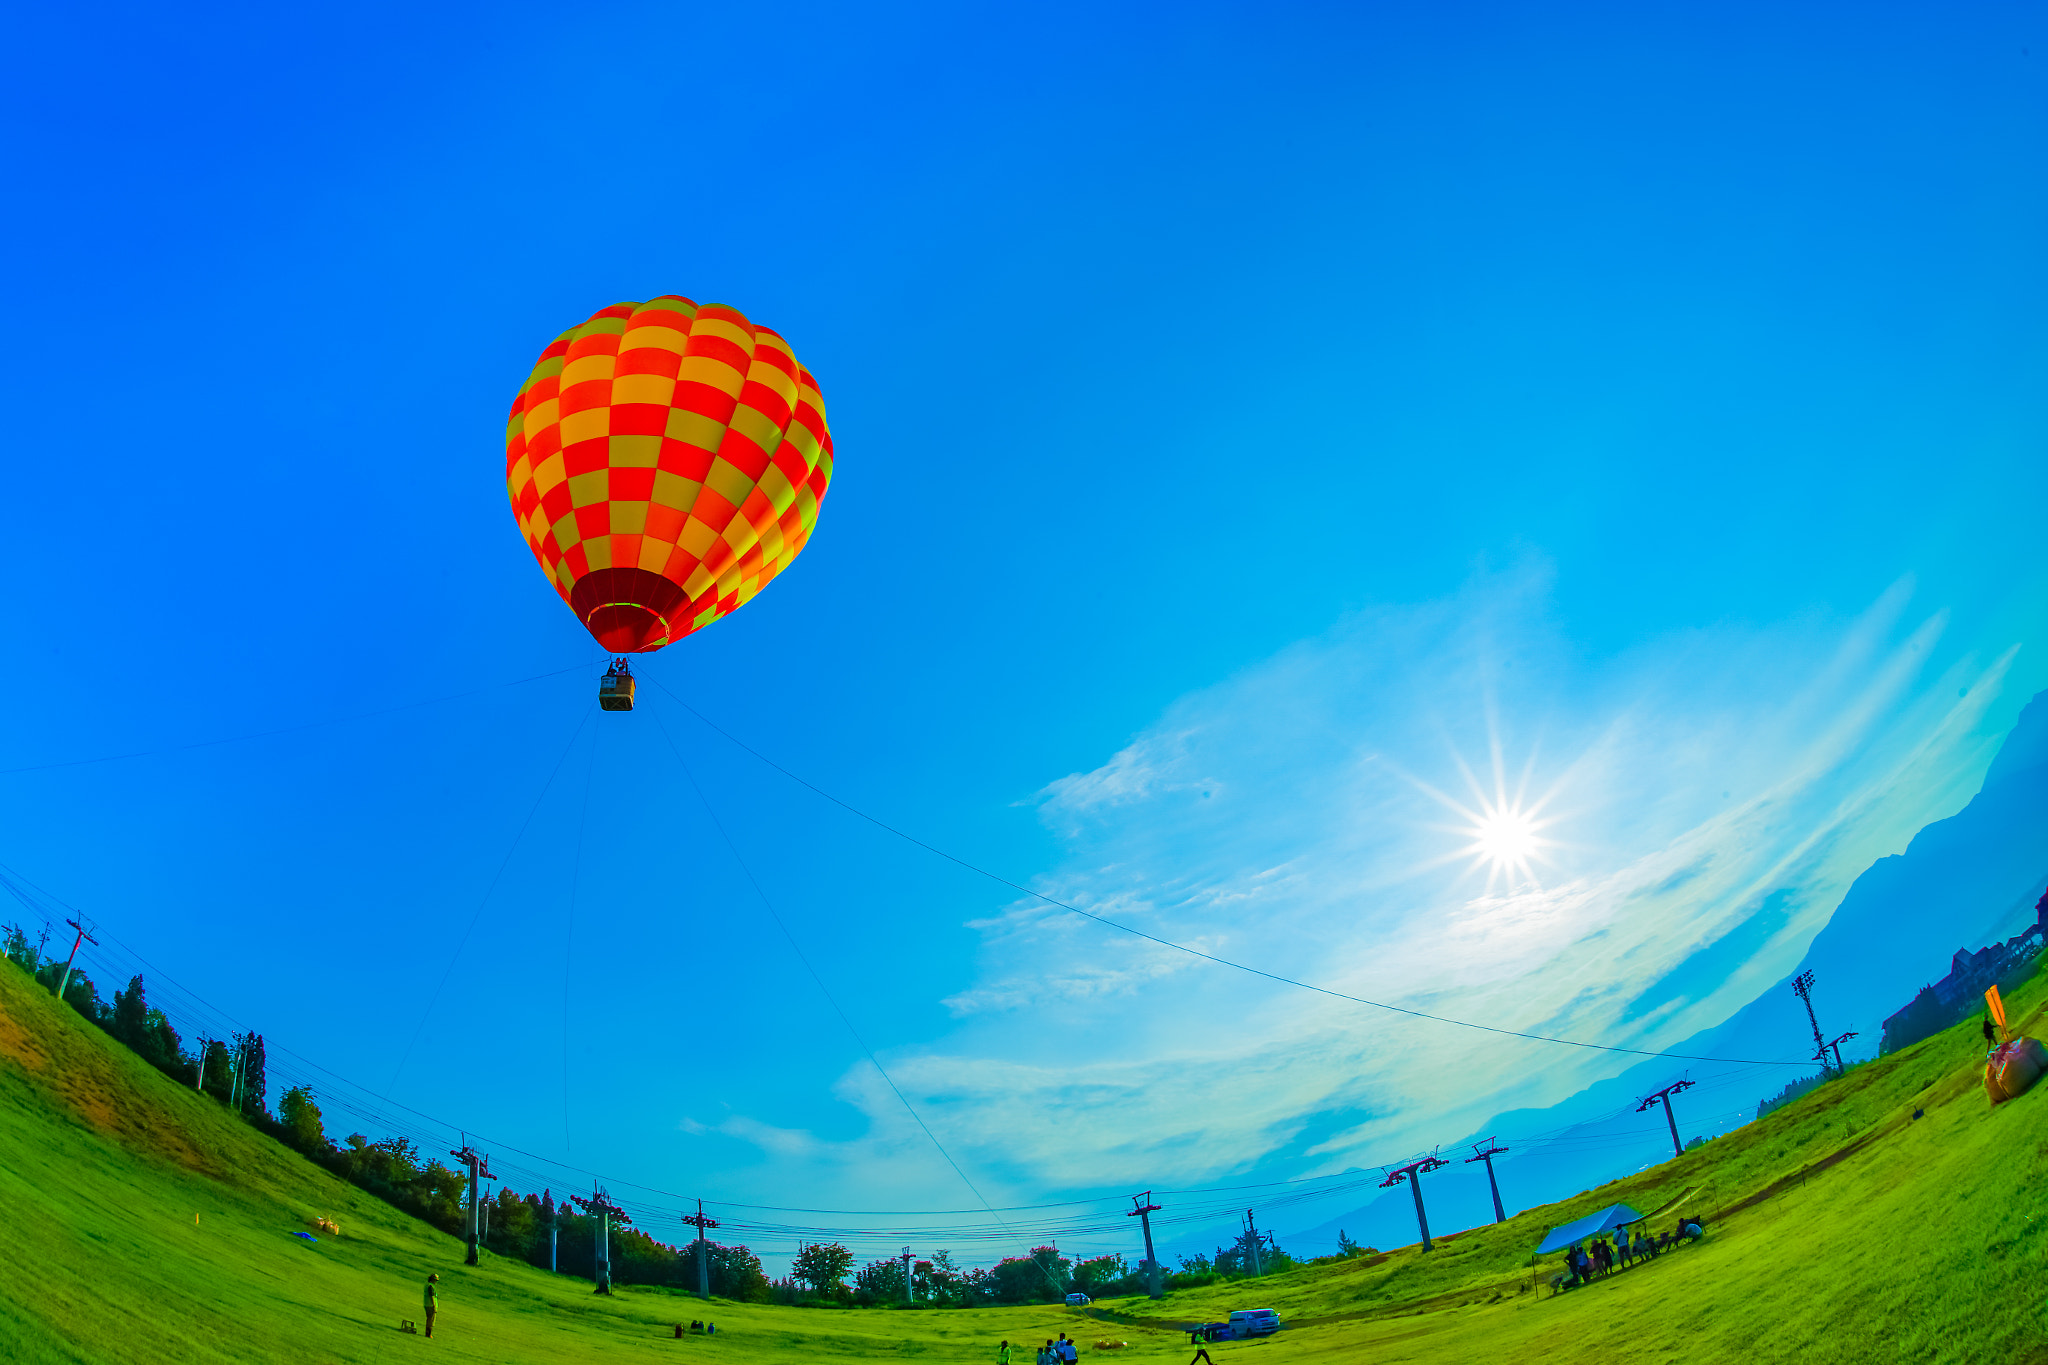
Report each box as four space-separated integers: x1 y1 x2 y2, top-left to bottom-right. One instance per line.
1381 1153 1451 1251
1464 1138 1511 1224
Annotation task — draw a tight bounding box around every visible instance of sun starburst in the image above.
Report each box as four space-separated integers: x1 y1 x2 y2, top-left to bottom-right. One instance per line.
1400 721 1562 895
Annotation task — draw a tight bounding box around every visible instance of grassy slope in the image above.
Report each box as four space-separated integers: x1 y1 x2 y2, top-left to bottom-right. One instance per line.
1091 959 2048 1364
4 954 2046 1365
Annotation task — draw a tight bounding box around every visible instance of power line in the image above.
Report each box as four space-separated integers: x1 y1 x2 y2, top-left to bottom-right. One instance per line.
383 703 596 1097
0 663 587 777
646 676 1808 1069
645 703 1069 1296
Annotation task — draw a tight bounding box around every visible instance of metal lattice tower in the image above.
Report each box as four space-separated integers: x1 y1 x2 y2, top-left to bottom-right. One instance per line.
1791 970 1834 1077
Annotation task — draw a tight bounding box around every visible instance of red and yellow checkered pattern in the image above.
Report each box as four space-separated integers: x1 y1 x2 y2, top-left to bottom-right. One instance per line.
505 296 834 653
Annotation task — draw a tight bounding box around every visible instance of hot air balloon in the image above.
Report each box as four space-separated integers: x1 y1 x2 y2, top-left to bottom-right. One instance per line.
505 296 834 709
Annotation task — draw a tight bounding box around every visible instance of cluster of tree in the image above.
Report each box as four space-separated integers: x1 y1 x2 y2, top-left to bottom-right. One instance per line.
271 1089 775 1297
1164 1224 1322 1288
2 929 1338 1305
3 924 270 1120
0 934 772 1294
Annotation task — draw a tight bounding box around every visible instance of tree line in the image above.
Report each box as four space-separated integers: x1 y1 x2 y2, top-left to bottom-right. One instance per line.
3 926 1346 1304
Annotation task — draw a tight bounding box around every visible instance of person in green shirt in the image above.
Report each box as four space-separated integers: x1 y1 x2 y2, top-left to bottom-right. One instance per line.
998 1341 1012 1365
424 1273 439 1338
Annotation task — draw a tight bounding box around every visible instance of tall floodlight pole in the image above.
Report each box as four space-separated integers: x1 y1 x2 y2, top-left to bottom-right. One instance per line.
1127 1192 1164 1299
1464 1138 1511 1224
1381 1154 1451 1251
53 917 97 1002
449 1140 494 1266
1791 971 1834 1078
1637 1079 1698 1159
683 1201 719 1299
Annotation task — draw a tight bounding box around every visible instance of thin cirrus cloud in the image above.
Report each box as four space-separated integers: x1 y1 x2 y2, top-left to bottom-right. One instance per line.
716 567 2009 1204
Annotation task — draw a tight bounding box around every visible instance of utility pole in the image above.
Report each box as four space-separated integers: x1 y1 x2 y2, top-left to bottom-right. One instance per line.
52 917 96 1003
683 1200 719 1299
1825 1031 1859 1074
550 1198 559 1274
449 1139 494 1266
194 1037 209 1093
901 1247 914 1305
1637 1078 1698 1159
227 1036 247 1112
1791 971 1834 1078
1381 1154 1450 1251
1242 1211 1264 1276
1127 1192 1164 1299
1464 1138 1511 1224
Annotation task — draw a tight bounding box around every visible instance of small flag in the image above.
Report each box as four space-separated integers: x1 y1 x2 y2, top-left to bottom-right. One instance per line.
1987 984 2008 1029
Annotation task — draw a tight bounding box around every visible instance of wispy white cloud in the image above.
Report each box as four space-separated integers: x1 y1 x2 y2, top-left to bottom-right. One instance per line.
717 566 2014 1212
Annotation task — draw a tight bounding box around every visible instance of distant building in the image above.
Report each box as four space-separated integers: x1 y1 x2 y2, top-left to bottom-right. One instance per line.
1880 888 2048 1055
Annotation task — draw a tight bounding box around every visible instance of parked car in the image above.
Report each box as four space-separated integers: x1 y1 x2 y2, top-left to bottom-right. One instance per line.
1194 1322 1232 1343
1228 1308 1281 1338
1065 1292 1092 1306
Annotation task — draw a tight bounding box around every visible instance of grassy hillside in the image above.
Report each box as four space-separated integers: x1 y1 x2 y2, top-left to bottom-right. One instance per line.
4 951 2045 1364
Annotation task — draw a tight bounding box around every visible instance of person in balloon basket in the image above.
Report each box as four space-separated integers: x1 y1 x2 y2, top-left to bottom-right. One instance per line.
423 1273 439 1338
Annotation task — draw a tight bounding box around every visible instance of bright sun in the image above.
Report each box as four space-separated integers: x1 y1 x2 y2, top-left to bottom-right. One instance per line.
1411 735 1561 893
1454 797 1552 892
1473 808 1540 866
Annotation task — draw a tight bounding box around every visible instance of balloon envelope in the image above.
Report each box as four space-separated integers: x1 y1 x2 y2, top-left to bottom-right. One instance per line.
506 296 833 653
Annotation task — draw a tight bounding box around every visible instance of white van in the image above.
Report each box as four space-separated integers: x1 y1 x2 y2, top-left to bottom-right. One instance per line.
1228 1308 1280 1338
1064 1292 1091 1306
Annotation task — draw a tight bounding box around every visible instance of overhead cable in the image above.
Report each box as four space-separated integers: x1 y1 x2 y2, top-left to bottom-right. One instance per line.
647 676 1810 1070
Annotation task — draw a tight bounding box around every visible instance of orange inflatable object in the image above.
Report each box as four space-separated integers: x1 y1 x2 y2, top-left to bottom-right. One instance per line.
1985 1037 2048 1104
506 296 833 653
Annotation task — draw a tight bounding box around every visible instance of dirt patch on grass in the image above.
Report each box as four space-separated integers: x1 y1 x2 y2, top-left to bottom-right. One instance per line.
0 996 50 1071
0 972 219 1175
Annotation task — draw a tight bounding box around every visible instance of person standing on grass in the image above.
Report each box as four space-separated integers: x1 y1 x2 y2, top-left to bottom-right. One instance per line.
1616 1223 1631 1267
997 1340 1012 1365
423 1273 439 1338
1059 1332 1079 1363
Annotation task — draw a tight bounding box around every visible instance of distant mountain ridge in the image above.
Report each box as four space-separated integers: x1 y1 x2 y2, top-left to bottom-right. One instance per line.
1276 689 2048 1257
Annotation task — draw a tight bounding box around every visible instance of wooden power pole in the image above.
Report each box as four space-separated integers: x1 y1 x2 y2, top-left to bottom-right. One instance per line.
52 917 96 1003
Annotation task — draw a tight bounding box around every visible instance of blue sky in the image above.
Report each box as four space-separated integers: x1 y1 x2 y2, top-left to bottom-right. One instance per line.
3 0 2045 1267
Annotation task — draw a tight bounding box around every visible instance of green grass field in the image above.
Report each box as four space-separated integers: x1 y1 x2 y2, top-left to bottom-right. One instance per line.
4 953 2045 1365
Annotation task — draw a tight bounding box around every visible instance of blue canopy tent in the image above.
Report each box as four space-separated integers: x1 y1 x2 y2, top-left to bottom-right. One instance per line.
1535 1203 1645 1254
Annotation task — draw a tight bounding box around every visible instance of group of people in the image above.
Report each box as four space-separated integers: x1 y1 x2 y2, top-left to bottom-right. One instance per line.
998 1335 1080 1364
1559 1218 1705 1290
